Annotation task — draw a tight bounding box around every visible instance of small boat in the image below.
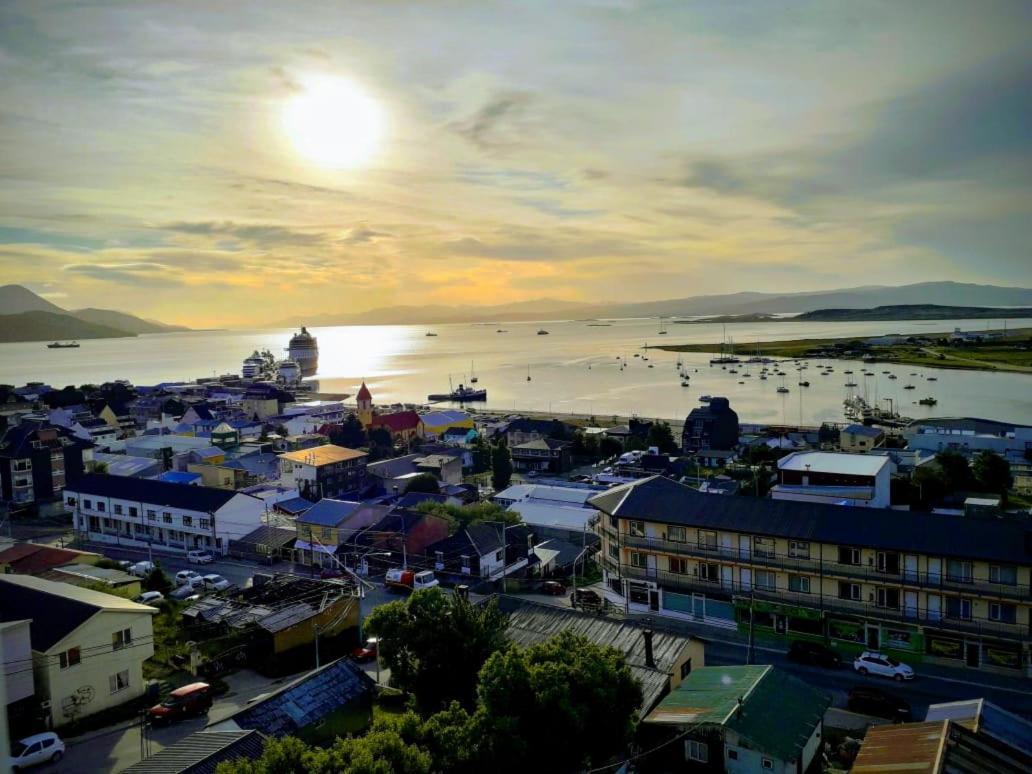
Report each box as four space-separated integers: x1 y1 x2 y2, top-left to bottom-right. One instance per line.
888 374 898 380
738 380 745 384
425 331 438 337
927 376 938 381
496 329 508 333
844 370 853 374
47 341 80 349
470 361 478 384
699 395 712 403
918 397 937 406
648 364 654 368
798 381 810 387
537 329 549 335
777 386 790 394
681 380 690 387
844 381 858 387
903 384 916 390
527 366 532 382
759 375 767 380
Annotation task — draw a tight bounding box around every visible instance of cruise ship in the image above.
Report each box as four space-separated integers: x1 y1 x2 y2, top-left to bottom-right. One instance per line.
287 327 319 377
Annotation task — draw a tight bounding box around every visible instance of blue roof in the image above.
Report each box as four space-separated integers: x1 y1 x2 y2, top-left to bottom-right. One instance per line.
844 424 883 437
155 471 202 485
298 498 359 527
217 658 373 737
273 496 315 515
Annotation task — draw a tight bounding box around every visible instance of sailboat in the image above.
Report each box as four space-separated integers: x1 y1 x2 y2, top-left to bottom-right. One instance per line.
526 365 532 382
657 317 668 335
470 361 478 384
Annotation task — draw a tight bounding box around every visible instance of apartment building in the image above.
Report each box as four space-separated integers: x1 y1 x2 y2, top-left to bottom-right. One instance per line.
771 450 891 509
0 421 89 508
65 474 265 556
593 476 1031 677
277 444 368 501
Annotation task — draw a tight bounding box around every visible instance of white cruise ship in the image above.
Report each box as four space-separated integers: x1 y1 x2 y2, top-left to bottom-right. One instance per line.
241 351 265 379
287 327 318 377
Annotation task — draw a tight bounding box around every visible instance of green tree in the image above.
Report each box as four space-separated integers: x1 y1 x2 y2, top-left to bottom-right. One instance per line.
368 426 395 461
476 630 643 772
912 465 947 508
971 450 1012 502
935 450 972 493
404 473 441 495
365 589 509 712
331 414 368 449
623 434 647 452
646 421 678 454
469 434 492 473
143 567 172 594
491 442 512 491
414 500 521 532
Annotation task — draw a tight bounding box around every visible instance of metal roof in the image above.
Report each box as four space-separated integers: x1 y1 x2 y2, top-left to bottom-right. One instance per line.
122 730 264 774
778 450 888 476
645 665 830 763
852 721 947 774
925 699 1032 758
66 473 245 513
278 445 367 466
588 475 1032 564
296 498 359 527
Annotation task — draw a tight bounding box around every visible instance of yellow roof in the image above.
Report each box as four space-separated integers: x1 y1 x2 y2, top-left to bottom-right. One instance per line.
278 445 367 467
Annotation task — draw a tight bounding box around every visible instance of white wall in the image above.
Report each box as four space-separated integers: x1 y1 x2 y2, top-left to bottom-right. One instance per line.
2 621 34 704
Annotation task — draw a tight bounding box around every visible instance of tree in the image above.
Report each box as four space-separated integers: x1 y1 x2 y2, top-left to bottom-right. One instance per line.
368 426 395 461
646 421 678 454
491 442 512 491
971 450 1012 502
476 631 643 772
143 567 172 594
414 500 520 532
912 465 947 509
330 414 367 449
365 589 509 712
598 436 623 460
935 450 972 493
404 474 440 495
623 434 647 452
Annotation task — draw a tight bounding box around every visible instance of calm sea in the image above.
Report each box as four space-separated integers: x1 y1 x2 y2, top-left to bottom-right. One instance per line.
2 317 1030 426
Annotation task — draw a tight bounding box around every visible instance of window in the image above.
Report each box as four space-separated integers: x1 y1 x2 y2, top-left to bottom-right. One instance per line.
608 514 618 529
838 546 861 565
435 550 444 565
680 658 692 679
628 520 645 538
608 544 619 560
886 629 912 649
66 496 76 506
685 740 708 763
876 588 900 610
945 597 972 620
630 552 648 569
146 509 156 521
667 526 687 543
762 758 774 770
754 570 776 591
96 501 105 512
838 582 861 601
182 515 193 527
788 574 811 593
112 628 132 650
495 549 504 561
58 647 81 669
113 504 123 515
946 560 972 583
990 602 1017 623
727 749 738 761
698 530 717 550
753 536 776 558
990 565 1017 585
128 506 138 518
109 670 130 694
788 540 810 559
698 562 719 582
669 557 688 575
199 518 210 529
876 551 900 574
83 499 92 509
163 512 172 524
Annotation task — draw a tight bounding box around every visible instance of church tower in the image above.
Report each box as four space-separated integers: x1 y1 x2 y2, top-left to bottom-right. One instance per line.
356 381 373 427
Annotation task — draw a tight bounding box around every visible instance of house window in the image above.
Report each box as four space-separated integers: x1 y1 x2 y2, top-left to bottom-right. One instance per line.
838 582 861 601
946 560 972 583
945 597 972 620
669 557 688 575
146 509 156 520
697 530 717 550
495 549 504 562
788 574 810 594
83 499 92 509
753 536 776 558
685 740 708 763
788 540 810 559
728 749 739 761
58 647 81 669
608 544 619 560
628 520 645 538
990 565 1017 585
989 602 1016 623
182 515 193 527
754 570 776 591
128 506 138 518
876 588 900 610
96 501 105 512
435 550 444 565
762 758 774 770
109 670 130 694
199 518 210 529
838 547 861 566
680 658 692 679
629 552 648 569
163 512 172 524
461 555 470 570
113 504 123 515
667 526 687 543
608 514 618 530
66 496 76 507
320 528 332 540
112 628 132 650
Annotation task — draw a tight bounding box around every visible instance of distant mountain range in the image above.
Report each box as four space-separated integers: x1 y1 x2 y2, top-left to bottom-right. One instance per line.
276 282 1032 326
0 285 188 343
679 304 1032 325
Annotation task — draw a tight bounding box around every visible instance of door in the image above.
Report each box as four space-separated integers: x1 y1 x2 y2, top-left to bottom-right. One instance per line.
738 535 751 560
927 557 942 585
721 565 733 590
904 555 918 583
646 554 657 579
740 568 752 590
927 594 942 621
903 591 918 618
965 643 979 668
649 589 660 611
866 625 880 649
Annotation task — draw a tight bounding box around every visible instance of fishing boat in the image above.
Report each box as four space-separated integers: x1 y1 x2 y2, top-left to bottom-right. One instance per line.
496 329 508 333
698 395 712 403
844 381 858 387
918 397 938 406
46 341 80 349
427 382 487 402
888 374 898 380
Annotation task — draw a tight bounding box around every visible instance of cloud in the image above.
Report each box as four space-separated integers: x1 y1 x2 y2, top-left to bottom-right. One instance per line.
161 221 327 247
339 225 392 245
450 92 534 150
63 262 184 287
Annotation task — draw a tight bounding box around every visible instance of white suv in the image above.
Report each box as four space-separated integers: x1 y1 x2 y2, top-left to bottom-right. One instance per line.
175 569 204 587
187 550 215 564
853 651 915 681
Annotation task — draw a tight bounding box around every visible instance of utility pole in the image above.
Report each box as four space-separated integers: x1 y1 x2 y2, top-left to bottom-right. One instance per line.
746 587 755 666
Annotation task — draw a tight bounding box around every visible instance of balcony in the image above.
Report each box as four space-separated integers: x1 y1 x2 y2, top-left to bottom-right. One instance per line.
620 532 821 573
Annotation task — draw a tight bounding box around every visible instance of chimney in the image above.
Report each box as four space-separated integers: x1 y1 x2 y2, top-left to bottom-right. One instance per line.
642 629 655 668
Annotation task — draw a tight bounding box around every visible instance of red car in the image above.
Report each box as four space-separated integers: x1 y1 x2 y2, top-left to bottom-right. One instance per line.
353 637 379 662
148 683 212 725
541 581 567 596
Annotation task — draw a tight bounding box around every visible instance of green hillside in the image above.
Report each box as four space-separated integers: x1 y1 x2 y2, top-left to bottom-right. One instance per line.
0 311 135 343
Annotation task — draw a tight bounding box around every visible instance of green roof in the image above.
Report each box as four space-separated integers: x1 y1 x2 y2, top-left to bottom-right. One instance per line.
645 665 831 763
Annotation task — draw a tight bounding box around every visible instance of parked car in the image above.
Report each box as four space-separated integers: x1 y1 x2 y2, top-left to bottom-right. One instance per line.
117 560 133 570
8 732 64 769
847 686 911 721
135 591 164 605
203 574 232 592
169 584 202 602
187 549 215 564
175 569 204 587
148 682 213 725
787 640 842 669
853 651 915 681
541 580 567 596
569 588 602 609
130 561 156 577
353 637 379 662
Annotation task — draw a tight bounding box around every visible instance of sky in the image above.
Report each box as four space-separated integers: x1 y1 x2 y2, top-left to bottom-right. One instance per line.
0 0 1030 326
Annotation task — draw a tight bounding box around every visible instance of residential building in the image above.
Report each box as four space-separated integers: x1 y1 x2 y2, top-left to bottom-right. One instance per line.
594 475 1031 676
0 543 102 576
123 730 266 774
227 524 297 563
511 438 572 474
293 498 389 567
418 409 474 441
902 417 1032 456
346 507 451 573
208 657 374 744
840 423 885 452
124 434 216 471
695 449 737 468
426 523 507 579
644 665 830 773
367 454 423 493
504 417 570 448
2 619 35 736
682 397 739 453
90 451 163 479
772 450 891 508
41 564 141 596
496 596 705 714
0 574 157 728
0 421 90 509
272 433 328 453
412 453 463 485
65 473 266 556
277 445 368 501
494 483 600 538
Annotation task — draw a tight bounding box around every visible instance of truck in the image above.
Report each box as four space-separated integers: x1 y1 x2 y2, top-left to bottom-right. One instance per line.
385 568 440 593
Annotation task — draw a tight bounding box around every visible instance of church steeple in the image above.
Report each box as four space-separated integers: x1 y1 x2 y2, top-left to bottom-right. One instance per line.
356 381 373 426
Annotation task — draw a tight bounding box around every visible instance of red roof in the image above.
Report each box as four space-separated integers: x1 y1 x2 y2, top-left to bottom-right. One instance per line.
0 543 100 575
357 382 372 401
370 410 420 433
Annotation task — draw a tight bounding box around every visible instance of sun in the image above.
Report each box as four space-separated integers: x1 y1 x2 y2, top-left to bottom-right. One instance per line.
282 75 385 168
